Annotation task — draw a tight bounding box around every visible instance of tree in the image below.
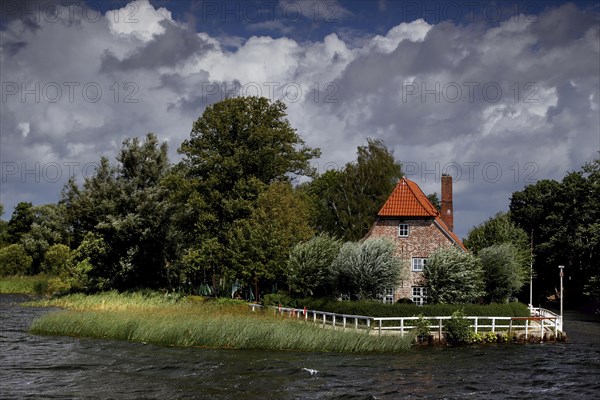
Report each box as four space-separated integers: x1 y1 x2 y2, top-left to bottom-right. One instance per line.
287 234 342 297
0 204 9 247
42 244 73 275
479 243 527 303
330 238 404 300
61 133 174 290
228 181 315 300
509 158 600 304
423 247 484 304
0 244 32 276
306 139 402 241
177 97 320 290
464 212 530 255
427 193 441 211
20 203 69 273
7 202 34 243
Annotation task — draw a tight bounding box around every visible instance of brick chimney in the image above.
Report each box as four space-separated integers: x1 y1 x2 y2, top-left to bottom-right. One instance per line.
441 174 453 231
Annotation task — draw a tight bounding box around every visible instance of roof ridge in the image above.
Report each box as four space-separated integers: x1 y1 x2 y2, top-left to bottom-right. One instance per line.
403 177 439 217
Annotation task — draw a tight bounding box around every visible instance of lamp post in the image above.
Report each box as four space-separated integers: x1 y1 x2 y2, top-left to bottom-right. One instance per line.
559 265 564 330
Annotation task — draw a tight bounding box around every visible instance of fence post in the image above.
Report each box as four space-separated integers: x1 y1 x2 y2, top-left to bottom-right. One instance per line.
474 317 478 334
400 318 404 338
355 318 358 331
492 318 496 333
378 319 382 337
540 318 544 340
333 315 336 329
343 316 347 331
554 318 558 337
509 319 513 335
438 318 443 340
322 313 326 328
525 319 529 339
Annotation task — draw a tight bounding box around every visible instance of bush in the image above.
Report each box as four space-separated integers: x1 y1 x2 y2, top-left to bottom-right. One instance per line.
262 293 297 307
42 244 72 274
479 243 527 303
330 238 404 300
424 247 485 304
0 244 33 276
287 234 342 297
412 314 431 342
445 310 472 345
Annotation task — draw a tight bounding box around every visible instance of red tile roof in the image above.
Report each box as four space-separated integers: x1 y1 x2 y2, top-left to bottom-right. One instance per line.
377 177 466 250
378 177 438 217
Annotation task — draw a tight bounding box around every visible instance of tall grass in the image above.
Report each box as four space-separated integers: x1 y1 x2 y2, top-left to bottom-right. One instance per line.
28 292 413 353
0 274 51 294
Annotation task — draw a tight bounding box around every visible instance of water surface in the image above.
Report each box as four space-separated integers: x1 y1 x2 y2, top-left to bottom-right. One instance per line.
1 294 598 399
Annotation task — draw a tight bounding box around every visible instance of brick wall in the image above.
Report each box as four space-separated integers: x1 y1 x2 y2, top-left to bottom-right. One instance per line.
367 217 455 300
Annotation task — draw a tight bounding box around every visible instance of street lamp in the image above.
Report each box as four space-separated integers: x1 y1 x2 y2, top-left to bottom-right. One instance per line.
559 265 564 330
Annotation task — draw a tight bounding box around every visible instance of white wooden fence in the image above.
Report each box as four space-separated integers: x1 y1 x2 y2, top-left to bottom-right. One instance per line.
248 304 562 339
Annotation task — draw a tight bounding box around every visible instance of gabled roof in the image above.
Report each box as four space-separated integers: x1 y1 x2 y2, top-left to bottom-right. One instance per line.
378 177 438 217
377 177 466 251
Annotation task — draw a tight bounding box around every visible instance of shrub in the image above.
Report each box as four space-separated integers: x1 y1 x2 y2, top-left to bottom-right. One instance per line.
42 244 72 274
0 243 33 276
262 293 297 307
330 238 404 300
412 314 431 342
424 247 485 304
445 310 472 345
479 243 527 303
287 234 342 297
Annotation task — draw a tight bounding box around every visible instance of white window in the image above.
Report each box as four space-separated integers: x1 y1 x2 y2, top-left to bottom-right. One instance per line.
412 257 427 272
380 288 395 304
398 223 409 237
412 287 427 306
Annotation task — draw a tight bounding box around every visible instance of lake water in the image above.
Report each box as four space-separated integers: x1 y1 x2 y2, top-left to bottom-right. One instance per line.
1 294 599 399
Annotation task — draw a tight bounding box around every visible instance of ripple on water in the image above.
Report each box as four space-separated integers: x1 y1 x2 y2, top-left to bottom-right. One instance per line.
1 295 599 400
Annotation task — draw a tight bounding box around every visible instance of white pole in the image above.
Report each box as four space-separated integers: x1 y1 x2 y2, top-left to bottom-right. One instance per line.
530 231 534 309
559 265 564 330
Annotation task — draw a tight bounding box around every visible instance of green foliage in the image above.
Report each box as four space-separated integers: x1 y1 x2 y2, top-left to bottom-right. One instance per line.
19 204 69 272
0 243 33 276
228 181 315 297
509 158 600 303
424 247 484 304
331 238 404 300
0 274 52 294
464 212 530 255
41 244 72 274
479 243 527 302
412 314 431 340
305 139 402 241
261 293 297 307
61 133 174 290
7 202 34 243
427 193 441 211
444 310 472 345
176 97 320 292
287 234 342 297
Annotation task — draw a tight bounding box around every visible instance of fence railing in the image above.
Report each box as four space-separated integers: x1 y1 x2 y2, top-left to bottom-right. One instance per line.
249 304 561 339
250 304 372 331
372 315 560 339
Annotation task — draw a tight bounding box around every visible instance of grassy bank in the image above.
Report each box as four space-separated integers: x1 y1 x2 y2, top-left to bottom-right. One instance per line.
28 292 412 353
0 274 51 294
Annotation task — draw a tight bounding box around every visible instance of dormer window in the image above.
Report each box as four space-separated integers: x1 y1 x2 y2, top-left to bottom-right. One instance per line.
398 223 409 237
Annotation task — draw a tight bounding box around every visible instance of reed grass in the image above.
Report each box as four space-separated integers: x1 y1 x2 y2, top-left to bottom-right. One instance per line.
0 274 51 294
28 292 413 353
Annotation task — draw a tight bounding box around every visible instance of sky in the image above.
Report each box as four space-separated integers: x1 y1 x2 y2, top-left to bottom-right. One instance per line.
1 0 599 239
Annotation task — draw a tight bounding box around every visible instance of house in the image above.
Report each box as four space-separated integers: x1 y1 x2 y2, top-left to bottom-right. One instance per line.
365 175 466 304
